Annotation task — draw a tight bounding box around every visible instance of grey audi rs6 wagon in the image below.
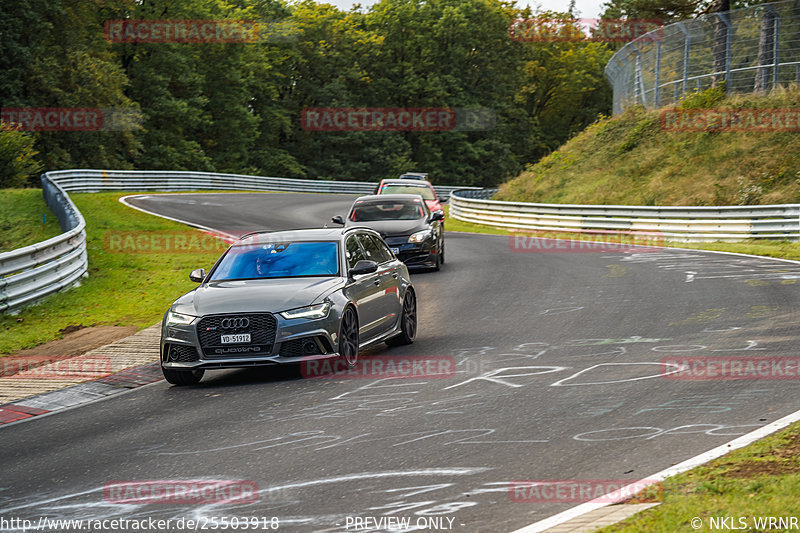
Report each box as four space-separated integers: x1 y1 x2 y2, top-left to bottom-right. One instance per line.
160 227 417 385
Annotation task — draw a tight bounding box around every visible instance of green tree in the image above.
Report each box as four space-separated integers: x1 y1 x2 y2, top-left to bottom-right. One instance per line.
0 126 43 188
3 0 141 173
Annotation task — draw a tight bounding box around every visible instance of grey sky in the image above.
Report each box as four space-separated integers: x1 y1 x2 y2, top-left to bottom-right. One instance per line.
326 0 607 19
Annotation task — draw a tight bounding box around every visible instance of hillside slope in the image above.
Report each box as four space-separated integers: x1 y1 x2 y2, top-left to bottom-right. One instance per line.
496 85 800 206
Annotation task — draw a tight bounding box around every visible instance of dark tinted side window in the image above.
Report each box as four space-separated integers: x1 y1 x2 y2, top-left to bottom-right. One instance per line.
357 234 389 264
345 236 366 269
368 235 395 263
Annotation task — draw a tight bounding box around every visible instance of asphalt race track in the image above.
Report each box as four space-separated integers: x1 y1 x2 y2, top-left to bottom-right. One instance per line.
2 191 800 532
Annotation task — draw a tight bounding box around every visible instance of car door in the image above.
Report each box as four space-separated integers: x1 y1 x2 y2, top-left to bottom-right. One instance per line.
366 234 404 324
356 233 399 337
344 234 384 341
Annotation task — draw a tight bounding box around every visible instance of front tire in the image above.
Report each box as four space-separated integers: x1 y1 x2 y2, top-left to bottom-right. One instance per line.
162 367 204 386
387 290 417 346
338 306 359 368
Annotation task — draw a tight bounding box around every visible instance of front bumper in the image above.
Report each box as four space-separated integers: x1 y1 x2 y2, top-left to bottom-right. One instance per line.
385 238 439 268
160 310 341 370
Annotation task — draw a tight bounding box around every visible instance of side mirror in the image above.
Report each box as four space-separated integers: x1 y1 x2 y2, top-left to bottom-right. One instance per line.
331 215 345 225
430 211 445 222
349 259 378 277
189 268 206 283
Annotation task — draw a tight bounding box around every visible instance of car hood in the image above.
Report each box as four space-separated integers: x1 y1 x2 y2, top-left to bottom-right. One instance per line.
349 219 428 237
173 277 344 316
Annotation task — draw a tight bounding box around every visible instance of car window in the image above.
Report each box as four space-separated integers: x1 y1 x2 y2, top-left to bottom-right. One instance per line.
379 184 435 200
210 241 339 280
350 201 424 221
368 235 396 262
357 233 388 264
345 235 366 269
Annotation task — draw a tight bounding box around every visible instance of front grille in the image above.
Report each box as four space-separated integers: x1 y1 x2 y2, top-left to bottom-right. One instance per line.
383 237 409 246
196 313 277 358
164 344 200 362
279 338 323 358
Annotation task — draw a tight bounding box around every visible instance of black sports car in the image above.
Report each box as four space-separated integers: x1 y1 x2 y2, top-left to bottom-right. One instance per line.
332 194 445 271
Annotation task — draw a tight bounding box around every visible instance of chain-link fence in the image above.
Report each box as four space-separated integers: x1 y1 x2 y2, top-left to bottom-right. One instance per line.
606 0 800 114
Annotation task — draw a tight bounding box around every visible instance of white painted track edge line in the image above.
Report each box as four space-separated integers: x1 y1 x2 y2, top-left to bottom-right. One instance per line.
511 407 800 532
118 194 239 240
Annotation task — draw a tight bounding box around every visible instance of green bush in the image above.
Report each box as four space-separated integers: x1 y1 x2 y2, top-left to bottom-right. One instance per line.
680 84 727 109
0 124 43 188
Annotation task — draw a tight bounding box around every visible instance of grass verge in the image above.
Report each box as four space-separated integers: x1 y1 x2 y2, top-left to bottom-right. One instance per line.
598 421 800 532
0 189 62 251
495 84 800 207
0 192 227 354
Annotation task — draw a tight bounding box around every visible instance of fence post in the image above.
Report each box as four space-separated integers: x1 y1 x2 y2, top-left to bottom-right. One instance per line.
676 22 690 99
655 40 662 107
716 12 733 90
770 5 781 90
634 49 647 107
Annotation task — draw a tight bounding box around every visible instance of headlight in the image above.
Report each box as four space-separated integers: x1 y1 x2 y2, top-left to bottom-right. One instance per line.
408 230 432 243
166 310 197 325
280 301 331 320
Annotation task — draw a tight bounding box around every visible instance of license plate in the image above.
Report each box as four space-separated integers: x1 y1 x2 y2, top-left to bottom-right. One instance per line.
390 247 400 255
221 333 251 344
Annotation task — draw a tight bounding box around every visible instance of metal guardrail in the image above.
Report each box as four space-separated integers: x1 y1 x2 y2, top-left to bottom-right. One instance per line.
46 169 473 200
0 175 88 313
0 169 478 314
606 0 800 114
449 189 800 242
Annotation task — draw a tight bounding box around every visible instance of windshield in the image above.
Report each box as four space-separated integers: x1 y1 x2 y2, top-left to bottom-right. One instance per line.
210 241 339 280
350 201 425 222
379 184 435 200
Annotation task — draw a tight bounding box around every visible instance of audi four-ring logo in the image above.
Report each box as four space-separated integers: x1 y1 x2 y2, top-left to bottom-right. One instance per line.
221 317 250 329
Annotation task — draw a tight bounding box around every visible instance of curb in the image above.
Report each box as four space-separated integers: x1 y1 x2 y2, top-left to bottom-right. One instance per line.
0 324 164 428
0 363 163 427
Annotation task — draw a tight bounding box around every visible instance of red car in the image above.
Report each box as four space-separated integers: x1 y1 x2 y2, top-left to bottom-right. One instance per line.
373 178 443 215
